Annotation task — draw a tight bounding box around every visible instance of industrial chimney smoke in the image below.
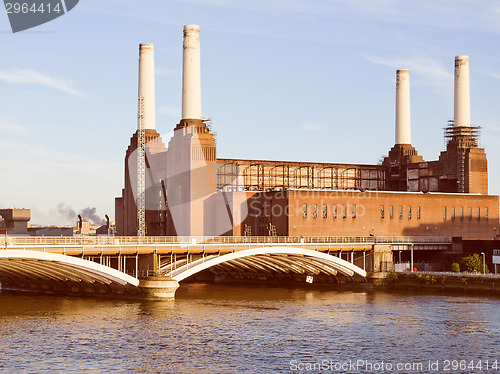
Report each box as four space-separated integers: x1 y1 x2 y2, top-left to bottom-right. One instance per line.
138 43 156 130
395 69 411 145
182 25 202 120
454 55 471 127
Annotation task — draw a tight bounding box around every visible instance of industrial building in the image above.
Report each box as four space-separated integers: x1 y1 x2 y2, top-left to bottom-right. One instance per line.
115 25 499 242
0 209 31 235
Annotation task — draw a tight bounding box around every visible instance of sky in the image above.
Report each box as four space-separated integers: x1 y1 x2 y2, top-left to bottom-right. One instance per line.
0 0 499 225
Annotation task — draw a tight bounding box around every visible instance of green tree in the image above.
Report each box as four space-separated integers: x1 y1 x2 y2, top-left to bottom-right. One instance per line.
462 254 489 274
451 263 460 273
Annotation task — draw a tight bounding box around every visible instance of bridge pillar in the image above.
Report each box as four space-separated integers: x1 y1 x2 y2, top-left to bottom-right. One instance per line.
372 244 393 273
138 276 179 299
137 254 159 276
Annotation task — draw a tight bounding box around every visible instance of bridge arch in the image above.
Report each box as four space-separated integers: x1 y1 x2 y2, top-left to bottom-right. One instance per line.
0 250 139 294
165 246 367 282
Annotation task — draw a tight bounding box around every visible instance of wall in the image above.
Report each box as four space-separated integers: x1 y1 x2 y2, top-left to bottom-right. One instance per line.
284 190 499 238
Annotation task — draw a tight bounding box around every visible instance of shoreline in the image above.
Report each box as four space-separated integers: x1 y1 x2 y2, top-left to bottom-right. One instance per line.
380 271 500 296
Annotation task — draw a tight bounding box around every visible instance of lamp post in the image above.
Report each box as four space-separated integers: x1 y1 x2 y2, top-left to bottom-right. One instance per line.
0 215 6 250
481 252 486 275
411 243 414 272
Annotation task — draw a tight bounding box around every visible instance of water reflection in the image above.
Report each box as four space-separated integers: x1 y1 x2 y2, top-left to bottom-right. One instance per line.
1 284 499 373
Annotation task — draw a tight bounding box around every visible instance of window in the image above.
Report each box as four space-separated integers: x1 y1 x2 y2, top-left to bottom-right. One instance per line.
302 204 307 218
323 204 328 218
485 207 489 220
460 207 464 220
390 206 394 219
477 207 480 220
352 205 357 218
333 205 337 219
381 205 385 219
408 206 412 219
451 207 455 220
469 207 472 220
417 206 421 220
443 207 447 220
342 205 347 218
399 206 403 219
312 204 318 218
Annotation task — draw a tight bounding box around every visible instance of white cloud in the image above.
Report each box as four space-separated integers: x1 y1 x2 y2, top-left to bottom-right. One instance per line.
0 138 51 157
0 68 84 96
365 55 452 92
158 106 181 118
0 138 122 225
300 123 323 131
490 72 500 79
0 119 30 135
483 124 500 133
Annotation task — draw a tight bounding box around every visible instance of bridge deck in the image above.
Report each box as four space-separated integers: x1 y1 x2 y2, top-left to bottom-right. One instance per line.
0 236 452 254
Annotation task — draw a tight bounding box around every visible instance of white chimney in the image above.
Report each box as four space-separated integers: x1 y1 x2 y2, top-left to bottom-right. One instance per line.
454 55 471 127
138 43 156 130
182 25 202 120
395 69 411 145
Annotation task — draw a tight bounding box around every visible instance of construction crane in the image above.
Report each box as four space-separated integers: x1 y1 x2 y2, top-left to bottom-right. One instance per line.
137 96 146 237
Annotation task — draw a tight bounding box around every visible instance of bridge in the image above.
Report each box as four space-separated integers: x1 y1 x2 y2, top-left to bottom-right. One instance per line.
0 236 452 299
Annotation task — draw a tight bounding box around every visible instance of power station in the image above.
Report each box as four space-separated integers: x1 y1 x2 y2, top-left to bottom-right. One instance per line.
114 25 499 242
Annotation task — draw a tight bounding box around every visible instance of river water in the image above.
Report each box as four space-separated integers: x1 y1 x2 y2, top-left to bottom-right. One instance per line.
0 283 499 373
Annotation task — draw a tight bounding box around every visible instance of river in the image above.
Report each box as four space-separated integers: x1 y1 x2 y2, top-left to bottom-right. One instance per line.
1 283 499 373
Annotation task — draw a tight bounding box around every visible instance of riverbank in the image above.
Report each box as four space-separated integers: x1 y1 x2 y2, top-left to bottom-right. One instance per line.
383 271 500 296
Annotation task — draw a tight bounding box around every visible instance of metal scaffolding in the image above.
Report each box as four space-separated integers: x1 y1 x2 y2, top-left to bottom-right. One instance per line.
137 97 146 237
444 124 481 193
216 159 385 191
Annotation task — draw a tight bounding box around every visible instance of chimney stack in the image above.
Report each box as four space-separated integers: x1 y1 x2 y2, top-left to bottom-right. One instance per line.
454 55 471 127
395 69 411 145
138 43 156 130
182 25 202 120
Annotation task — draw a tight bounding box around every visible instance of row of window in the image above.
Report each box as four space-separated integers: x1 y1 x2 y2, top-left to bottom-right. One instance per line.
443 206 488 220
302 204 359 219
381 205 420 220
301 204 490 221
379 205 488 220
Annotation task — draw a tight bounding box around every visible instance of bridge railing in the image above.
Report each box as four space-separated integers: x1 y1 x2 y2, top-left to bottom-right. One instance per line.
0 235 452 247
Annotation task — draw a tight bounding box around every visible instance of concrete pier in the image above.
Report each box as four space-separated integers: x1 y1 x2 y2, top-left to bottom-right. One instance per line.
138 276 179 299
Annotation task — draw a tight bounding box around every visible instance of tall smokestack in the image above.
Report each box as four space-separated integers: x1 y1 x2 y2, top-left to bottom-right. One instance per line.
182 25 201 120
395 69 411 145
138 43 156 130
454 55 470 127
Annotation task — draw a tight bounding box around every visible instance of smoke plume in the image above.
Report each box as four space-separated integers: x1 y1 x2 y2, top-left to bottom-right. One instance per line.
57 203 77 222
57 203 106 226
79 207 106 226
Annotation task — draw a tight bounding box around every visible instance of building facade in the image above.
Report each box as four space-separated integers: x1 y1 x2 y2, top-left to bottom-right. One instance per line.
115 27 499 241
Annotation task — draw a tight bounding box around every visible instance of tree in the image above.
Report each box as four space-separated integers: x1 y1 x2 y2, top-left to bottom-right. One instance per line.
462 254 489 274
451 263 460 273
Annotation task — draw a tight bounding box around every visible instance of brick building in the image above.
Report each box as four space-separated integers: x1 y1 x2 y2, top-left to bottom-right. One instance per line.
115 28 499 241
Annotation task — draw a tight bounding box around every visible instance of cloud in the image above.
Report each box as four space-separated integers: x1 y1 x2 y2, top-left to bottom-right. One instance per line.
0 119 30 135
490 72 500 79
365 55 452 92
0 138 51 157
0 68 84 96
159 106 181 118
300 123 323 131
0 138 121 179
483 124 500 133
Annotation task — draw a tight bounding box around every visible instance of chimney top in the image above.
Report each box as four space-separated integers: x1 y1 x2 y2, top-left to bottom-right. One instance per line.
139 43 154 53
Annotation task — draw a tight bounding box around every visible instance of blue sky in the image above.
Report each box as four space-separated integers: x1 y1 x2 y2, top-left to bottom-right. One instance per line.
0 0 499 225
